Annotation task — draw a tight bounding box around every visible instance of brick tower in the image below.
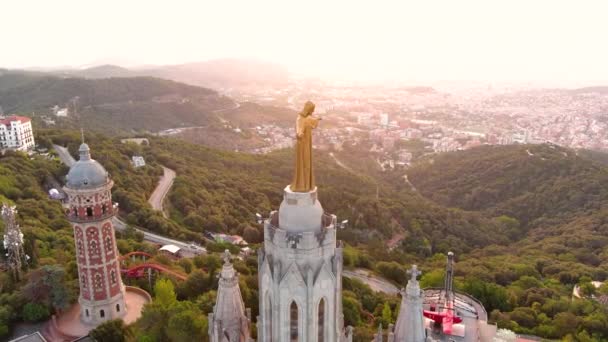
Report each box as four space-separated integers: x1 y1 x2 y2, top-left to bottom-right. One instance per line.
63 142 127 325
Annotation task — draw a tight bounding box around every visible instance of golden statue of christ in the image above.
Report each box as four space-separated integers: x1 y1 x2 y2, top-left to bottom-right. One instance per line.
290 101 321 192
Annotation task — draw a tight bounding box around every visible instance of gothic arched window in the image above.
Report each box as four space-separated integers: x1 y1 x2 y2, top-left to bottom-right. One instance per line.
94 273 103 291
77 240 84 256
290 301 298 342
318 298 326 342
265 293 272 341
89 240 99 256
105 236 112 252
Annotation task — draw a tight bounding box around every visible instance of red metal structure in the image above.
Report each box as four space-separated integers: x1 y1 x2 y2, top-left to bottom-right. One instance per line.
118 251 153 261
423 309 463 325
121 262 187 281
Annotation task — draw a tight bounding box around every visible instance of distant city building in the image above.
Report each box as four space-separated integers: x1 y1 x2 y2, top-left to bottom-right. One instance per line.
53 105 69 117
120 138 149 145
398 151 413 164
132 156 146 168
511 132 528 144
357 112 374 126
214 233 248 246
380 113 389 127
0 115 35 151
383 136 396 150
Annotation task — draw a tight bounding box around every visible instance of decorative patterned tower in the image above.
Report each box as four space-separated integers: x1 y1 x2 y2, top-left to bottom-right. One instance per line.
257 186 353 342
63 142 127 325
209 250 252 342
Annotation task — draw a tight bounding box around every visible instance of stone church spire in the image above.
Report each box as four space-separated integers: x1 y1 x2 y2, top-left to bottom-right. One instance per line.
209 250 252 342
392 265 426 342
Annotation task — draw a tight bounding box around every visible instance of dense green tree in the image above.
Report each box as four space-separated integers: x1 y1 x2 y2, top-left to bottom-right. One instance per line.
89 319 133 342
22 265 72 311
22 302 50 322
343 295 363 327
154 278 177 308
167 303 208 341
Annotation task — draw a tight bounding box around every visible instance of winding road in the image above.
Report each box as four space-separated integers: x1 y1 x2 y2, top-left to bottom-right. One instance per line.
53 144 75 166
148 166 175 218
52 144 203 256
343 269 400 295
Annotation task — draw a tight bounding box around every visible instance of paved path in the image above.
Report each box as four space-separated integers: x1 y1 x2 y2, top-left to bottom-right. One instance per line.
111 217 204 257
148 166 176 218
343 269 400 295
329 152 354 172
53 144 75 166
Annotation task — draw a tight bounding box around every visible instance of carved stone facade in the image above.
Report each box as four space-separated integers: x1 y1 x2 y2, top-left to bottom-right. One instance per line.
257 186 353 342
64 143 127 325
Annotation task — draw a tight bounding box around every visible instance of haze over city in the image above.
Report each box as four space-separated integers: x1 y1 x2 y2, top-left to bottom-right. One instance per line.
3 0 608 85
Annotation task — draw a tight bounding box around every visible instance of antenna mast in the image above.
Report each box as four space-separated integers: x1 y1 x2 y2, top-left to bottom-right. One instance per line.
2 204 27 280
444 252 455 308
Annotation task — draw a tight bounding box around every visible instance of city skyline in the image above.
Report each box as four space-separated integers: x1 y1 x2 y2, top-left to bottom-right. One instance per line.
3 0 608 86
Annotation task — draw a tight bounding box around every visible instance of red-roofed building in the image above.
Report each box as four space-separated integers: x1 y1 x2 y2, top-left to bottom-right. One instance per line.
0 115 35 151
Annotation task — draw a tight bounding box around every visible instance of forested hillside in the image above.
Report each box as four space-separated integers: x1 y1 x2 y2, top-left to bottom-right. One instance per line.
407 144 608 228
5 131 608 340
0 72 233 133
402 144 608 340
39 129 504 255
0 151 77 338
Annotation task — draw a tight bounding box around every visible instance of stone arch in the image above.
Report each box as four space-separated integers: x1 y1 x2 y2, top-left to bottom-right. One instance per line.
265 291 272 341
289 300 299 342
317 297 327 342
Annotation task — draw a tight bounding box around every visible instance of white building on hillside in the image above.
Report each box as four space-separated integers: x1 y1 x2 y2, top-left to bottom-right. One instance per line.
132 156 146 168
0 116 35 151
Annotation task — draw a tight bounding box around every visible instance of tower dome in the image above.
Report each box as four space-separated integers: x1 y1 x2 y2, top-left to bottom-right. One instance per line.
66 143 109 189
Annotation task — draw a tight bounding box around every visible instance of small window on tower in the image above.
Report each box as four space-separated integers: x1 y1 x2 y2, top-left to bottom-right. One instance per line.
116 304 120 312
87 207 93 217
100 310 105 318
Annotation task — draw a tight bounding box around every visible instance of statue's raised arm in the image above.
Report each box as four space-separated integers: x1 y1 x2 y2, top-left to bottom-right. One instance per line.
291 101 321 192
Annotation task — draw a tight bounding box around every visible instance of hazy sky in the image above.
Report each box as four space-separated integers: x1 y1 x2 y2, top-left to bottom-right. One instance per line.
3 0 607 84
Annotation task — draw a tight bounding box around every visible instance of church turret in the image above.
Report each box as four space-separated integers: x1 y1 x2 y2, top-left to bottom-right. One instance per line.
209 250 252 342
392 265 426 342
